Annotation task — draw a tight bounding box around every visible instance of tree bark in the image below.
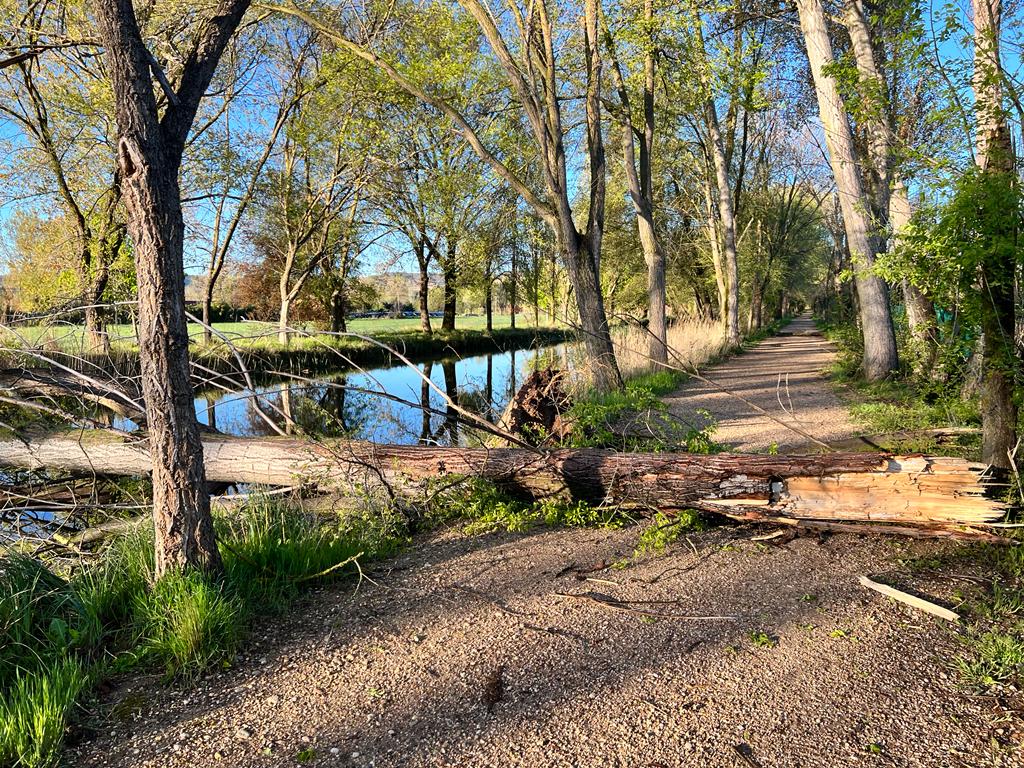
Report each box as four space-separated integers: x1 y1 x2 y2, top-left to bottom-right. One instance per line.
797 0 898 381
706 101 741 347
484 276 493 333
278 293 292 345
973 0 1018 469
1 433 1005 530
603 0 668 364
890 179 937 373
95 0 251 576
331 288 347 333
415 234 432 334
442 246 457 332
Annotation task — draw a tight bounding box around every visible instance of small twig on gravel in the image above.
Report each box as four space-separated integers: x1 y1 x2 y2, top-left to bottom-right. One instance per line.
733 743 763 768
521 623 587 650
554 591 737 621
641 697 670 717
449 584 534 617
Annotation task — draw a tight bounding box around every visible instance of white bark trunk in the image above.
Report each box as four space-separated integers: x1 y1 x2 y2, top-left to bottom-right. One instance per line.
797 0 898 381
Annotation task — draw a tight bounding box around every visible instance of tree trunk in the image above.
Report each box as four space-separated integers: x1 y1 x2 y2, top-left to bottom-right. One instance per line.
96 0 246 577
603 0 668 365
890 180 937 374
485 278 493 333
83 303 110 355
3 433 1005 531
796 0 898 381
201 285 214 345
705 101 741 347
973 0 1018 469
509 245 517 330
331 289 346 333
278 295 292 345
442 257 457 332
416 236 432 334
549 251 558 324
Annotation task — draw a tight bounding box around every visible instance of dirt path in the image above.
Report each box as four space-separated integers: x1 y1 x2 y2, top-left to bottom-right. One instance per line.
665 314 860 452
69 318 1021 768
72 527 1013 768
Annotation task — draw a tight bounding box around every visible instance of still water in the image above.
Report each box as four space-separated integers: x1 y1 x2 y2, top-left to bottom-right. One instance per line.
182 344 567 445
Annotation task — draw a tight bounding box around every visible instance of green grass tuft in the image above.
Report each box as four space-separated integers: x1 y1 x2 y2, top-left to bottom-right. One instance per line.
134 571 245 678
0 656 88 768
634 511 705 556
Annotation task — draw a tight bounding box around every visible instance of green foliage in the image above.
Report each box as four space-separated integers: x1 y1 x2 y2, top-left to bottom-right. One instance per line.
567 371 720 453
953 537 1024 690
0 496 398 766
883 168 1023 311
0 656 88 768
634 511 705 556
878 167 1024 376
748 630 777 649
823 318 982 456
430 477 628 535
134 572 245 679
957 629 1024 688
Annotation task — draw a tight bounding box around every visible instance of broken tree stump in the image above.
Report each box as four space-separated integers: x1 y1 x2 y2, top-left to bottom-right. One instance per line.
497 368 572 445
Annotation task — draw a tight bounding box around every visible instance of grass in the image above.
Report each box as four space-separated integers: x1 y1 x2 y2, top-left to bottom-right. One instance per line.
3 315 544 354
3 319 570 381
820 319 984 457
564 316 793 452
427 476 631 535
612 317 726 380
946 538 1024 690
0 496 402 767
634 511 705 556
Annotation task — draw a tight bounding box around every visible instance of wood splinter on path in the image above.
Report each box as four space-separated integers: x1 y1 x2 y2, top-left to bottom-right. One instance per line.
858 576 961 622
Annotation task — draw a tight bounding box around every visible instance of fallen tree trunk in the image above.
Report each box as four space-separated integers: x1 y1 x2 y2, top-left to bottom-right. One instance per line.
0 432 1008 535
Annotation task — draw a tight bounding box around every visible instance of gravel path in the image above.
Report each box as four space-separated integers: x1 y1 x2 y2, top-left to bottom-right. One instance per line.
665 314 861 452
70 527 1016 768
67 317 1021 767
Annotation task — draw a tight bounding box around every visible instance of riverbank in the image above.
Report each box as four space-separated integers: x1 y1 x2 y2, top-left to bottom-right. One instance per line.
5 325 570 377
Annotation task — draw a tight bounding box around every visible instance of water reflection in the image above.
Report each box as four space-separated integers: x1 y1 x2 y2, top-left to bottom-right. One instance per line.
189 345 560 446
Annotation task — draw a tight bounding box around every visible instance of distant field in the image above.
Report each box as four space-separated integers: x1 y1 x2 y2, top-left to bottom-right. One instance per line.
2 314 555 353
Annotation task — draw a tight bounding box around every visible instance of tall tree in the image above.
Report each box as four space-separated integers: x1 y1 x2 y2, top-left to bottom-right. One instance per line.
842 0 936 373
972 0 1018 468
690 5 741 347
602 0 668 364
95 0 252 576
795 0 899 381
0 3 125 352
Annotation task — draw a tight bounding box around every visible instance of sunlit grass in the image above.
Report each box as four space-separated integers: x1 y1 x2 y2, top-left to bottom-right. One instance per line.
1 314 554 355
613 317 726 380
